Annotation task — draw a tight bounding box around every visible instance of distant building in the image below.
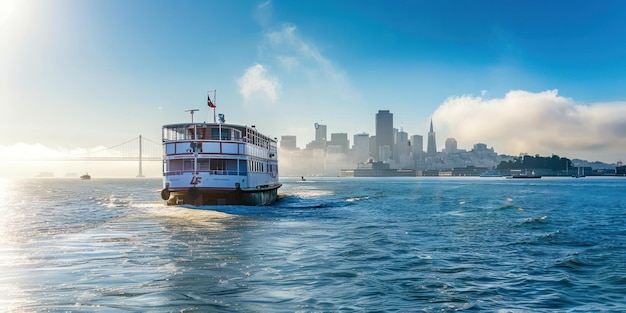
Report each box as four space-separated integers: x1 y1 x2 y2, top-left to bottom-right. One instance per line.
375 110 393 161
305 140 326 150
314 123 327 142
369 136 377 161
394 129 410 166
472 143 490 152
444 138 457 153
280 135 297 150
326 145 343 154
427 119 437 157
353 133 370 163
330 133 349 154
411 134 423 157
379 145 392 162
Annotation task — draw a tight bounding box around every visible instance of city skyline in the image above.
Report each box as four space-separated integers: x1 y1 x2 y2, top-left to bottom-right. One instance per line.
2 0 626 173
280 111 619 165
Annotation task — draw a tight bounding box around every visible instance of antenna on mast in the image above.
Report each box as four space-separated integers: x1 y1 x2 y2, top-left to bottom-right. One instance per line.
185 109 199 123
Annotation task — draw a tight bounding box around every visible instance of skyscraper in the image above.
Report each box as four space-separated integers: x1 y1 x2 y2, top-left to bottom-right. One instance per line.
330 133 349 154
394 129 409 161
411 134 423 157
353 133 370 163
314 123 327 142
375 110 393 161
280 135 297 150
427 119 437 157
444 137 457 153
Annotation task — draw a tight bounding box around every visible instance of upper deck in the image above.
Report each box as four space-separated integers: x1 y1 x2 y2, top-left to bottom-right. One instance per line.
162 123 278 157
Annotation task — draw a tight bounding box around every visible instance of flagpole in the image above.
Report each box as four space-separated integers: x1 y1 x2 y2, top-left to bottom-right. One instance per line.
207 90 211 122
207 89 217 123
213 90 217 124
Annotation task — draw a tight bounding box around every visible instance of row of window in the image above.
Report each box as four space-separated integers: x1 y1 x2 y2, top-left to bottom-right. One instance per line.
163 158 278 175
163 126 242 141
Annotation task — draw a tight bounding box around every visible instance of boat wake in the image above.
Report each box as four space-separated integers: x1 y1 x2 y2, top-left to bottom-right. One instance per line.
274 194 358 209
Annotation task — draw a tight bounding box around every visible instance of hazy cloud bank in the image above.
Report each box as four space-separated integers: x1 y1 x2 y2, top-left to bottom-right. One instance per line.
433 89 626 162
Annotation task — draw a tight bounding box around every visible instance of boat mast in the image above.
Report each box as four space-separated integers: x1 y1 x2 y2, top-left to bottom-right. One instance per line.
185 109 199 123
184 109 200 188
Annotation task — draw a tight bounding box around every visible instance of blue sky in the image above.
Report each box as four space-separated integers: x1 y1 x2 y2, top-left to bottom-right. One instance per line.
2 0 626 174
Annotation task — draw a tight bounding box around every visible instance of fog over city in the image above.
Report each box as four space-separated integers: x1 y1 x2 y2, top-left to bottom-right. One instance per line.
434 89 626 162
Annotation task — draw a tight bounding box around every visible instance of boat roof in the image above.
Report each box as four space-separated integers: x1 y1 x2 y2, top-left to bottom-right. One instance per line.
163 122 276 140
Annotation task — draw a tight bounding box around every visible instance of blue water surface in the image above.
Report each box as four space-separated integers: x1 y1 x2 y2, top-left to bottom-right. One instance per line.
0 176 625 312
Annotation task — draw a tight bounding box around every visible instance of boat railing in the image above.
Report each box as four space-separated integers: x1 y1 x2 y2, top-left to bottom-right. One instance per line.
163 136 277 148
164 170 247 176
163 137 248 143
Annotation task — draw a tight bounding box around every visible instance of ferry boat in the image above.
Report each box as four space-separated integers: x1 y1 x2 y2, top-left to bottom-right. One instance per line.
80 173 91 180
479 169 502 177
506 170 541 179
159 110 281 206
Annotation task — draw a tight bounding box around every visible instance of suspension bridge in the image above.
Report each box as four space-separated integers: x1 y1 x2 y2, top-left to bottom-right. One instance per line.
24 136 162 177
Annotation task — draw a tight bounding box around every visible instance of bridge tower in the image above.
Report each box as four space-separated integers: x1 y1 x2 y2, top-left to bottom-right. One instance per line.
137 135 145 177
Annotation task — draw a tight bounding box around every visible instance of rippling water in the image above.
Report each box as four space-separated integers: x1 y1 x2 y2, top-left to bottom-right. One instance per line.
1 176 625 312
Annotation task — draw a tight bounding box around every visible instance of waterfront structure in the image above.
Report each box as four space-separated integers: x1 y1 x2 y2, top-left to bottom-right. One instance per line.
427 119 437 157
375 110 394 161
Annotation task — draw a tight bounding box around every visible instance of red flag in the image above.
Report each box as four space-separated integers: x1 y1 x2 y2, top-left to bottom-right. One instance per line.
208 95 216 108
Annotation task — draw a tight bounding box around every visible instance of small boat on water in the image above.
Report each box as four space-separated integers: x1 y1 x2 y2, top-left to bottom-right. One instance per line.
159 104 281 206
572 167 586 178
480 169 502 177
507 170 541 179
80 173 91 180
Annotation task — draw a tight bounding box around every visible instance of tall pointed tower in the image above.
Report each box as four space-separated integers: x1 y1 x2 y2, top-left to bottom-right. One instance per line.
427 119 437 157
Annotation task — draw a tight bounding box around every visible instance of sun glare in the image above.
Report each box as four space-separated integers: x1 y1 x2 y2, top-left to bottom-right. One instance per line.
0 0 22 23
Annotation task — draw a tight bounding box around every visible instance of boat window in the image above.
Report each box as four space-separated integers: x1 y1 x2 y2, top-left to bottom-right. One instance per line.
168 159 184 171
210 159 225 171
197 127 207 139
198 159 210 171
226 159 237 173
210 128 220 140
239 160 247 175
187 127 196 139
221 129 231 140
232 130 242 141
183 159 194 171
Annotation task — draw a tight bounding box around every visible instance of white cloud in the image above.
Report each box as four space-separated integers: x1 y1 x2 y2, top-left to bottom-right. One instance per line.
276 56 299 72
253 0 272 28
432 89 626 162
237 63 281 103
261 24 350 91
